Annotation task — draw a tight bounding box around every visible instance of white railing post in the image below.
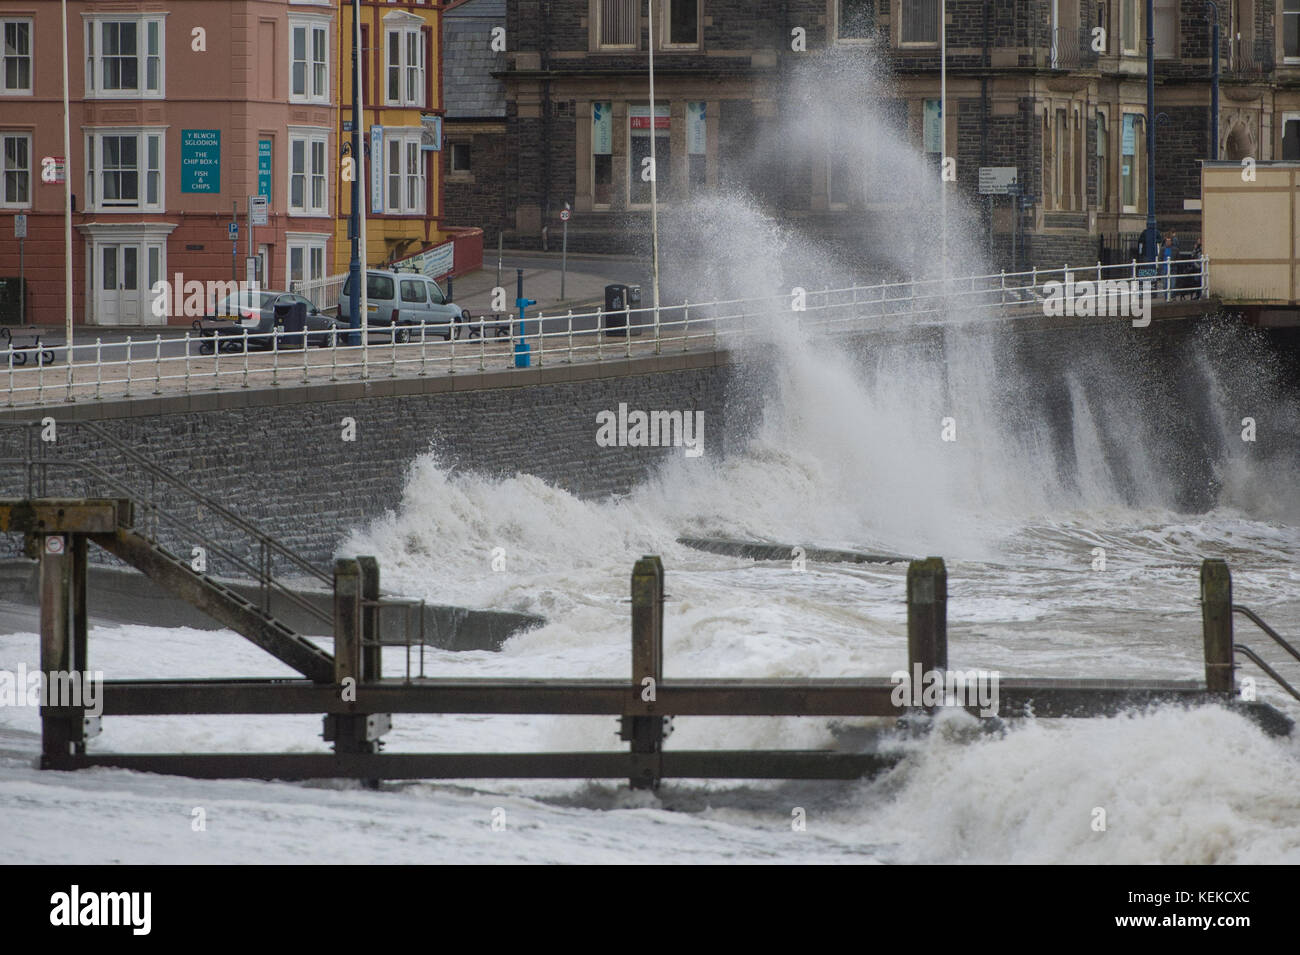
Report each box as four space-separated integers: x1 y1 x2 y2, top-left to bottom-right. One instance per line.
536 312 544 367
183 332 191 394
124 336 132 398
240 328 249 388
272 323 280 386
566 309 574 363
682 298 690 351
153 333 163 395
94 338 102 401
302 325 311 383
445 320 453 375
1131 258 1137 281
330 326 339 382
479 316 486 372
1000 270 1006 306
389 326 398 378
419 321 429 377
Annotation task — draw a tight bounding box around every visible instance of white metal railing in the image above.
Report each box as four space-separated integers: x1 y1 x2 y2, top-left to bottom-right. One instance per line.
0 258 1208 410
290 272 349 316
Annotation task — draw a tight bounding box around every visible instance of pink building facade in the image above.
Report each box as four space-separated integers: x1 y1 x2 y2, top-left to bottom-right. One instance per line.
0 0 340 326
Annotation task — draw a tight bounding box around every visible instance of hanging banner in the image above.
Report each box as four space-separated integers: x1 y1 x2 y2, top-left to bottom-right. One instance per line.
592 102 613 155
923 100 942 154
687 102 707 155
370 125 384 214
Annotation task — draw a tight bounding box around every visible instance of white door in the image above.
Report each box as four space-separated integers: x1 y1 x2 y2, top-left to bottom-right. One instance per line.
93 241 164 325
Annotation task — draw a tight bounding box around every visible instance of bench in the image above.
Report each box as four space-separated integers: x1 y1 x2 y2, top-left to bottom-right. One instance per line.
0 327 58 367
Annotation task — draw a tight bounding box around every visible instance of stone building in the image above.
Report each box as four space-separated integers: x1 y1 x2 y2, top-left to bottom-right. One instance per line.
441 0 510 246
488 0 1300 273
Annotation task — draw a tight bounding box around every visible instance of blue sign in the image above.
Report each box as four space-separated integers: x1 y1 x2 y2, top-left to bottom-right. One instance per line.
370 125 384 215
257 140 272 200
181 129 221 194
229 222 238 240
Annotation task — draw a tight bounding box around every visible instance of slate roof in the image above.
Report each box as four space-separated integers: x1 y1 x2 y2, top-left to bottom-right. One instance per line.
443 0 506 119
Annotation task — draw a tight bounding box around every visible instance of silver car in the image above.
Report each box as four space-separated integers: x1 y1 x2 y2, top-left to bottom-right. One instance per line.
338 269 471 341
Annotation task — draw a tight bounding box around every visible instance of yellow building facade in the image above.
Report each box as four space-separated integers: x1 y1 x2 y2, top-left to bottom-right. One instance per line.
333 0 447 275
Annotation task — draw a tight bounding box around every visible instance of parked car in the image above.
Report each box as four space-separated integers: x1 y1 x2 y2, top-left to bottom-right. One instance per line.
198 290 345 352
337 269 471 341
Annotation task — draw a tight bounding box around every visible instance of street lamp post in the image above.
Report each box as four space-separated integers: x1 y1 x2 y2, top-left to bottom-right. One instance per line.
940 0 947 284
1143 0 1158 264
61 0 73 397
647 0 661 349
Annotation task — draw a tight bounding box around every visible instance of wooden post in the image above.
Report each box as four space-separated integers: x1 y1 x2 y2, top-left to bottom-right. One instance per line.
38 533 78 765
357 556 381 681
624 555 664 789
907 557 948 680
1200 558 1234 694
332 558 362 687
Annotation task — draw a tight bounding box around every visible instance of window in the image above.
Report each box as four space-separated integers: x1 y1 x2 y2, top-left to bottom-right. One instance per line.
597 0 638 49
399 278 427 304
1121 0 1140 54
85 129 164 211
837 0 876 41
1286 0 1300 60
1055 109 1067 206
0 132 30 206
899 0 939 45
286 235 328 290
290 19 329 103
288 129 328 216
629 104 670 206
386 22 426 107
384 129 425 215
450 142 472 174
86 17 163 98
2 19 32 94
1096 112 1108 210
662 0 700 48
1121 113 1138 211
1154 0 1177 58
1282 114 1300 160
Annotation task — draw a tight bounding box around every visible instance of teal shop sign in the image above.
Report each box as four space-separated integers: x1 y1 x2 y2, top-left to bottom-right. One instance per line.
182 129 221 194
258 140 272 200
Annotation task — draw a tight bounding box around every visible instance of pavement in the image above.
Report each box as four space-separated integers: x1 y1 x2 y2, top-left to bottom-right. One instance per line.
8 251 652 347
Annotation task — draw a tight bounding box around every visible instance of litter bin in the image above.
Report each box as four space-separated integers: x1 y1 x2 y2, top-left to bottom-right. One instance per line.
274 301 308 349
0 277 26 325
604 283 629 337
626 284 642 335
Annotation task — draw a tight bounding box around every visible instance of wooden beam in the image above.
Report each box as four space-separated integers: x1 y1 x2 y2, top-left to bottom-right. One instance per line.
0 498 130 535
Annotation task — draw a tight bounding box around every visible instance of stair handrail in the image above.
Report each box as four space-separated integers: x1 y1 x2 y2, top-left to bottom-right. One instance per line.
1231 604 1300 702
0 451 333 629
71 421 331 587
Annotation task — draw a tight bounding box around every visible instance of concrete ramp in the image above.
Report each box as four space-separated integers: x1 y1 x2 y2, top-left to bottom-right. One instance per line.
678 536 910 565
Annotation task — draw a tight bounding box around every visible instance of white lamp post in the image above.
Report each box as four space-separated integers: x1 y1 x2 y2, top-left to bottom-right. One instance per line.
647 0 661 350
62 0 73 397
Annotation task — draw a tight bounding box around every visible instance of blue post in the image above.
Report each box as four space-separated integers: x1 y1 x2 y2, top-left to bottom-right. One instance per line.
514 267 535 368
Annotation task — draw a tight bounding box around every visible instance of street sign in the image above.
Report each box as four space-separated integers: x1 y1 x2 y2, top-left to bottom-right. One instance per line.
14 214 26 239
249 195 268 226
979 167 1018 195
560 208 570 222
228 222 239 241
